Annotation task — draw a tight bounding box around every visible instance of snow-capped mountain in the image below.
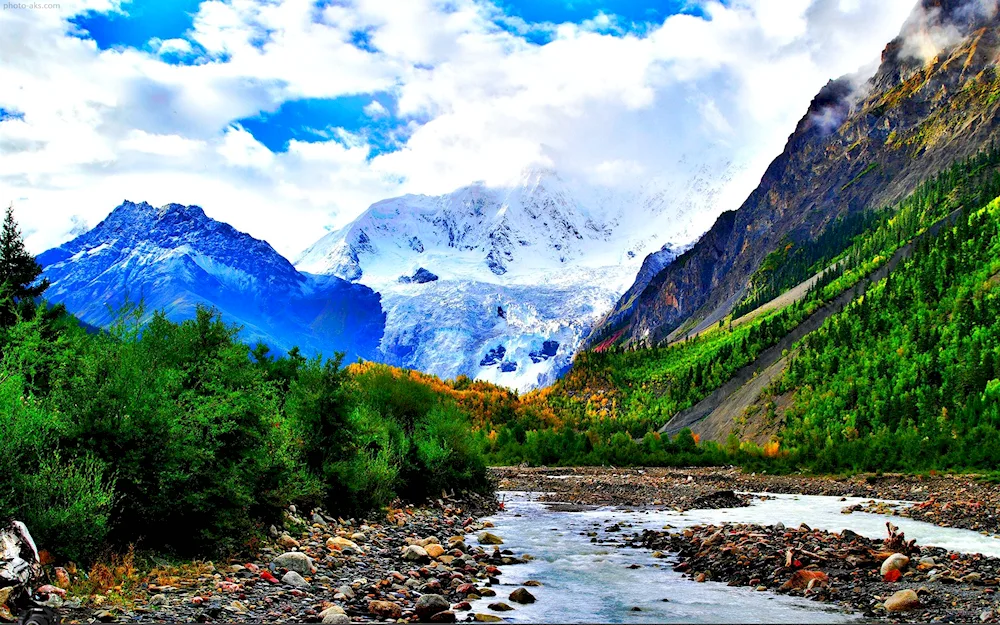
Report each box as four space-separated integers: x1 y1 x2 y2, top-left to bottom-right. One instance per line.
38 200 385 361
297 163 741 390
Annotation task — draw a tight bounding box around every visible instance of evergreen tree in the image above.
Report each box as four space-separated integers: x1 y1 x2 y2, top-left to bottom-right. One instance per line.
0 204 48 325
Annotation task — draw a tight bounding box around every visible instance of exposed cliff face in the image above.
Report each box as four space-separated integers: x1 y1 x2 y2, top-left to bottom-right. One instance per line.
601 0 1000 347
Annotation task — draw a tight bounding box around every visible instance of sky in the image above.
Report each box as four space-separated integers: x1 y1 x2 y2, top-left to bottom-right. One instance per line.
0 0 919 259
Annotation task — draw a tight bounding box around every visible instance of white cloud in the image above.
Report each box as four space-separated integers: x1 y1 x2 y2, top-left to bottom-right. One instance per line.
0 0 918 260
120 129 205 156
217 125 274 168
363 100 389 118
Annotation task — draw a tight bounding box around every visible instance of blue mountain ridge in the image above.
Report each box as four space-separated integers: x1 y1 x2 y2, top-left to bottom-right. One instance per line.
37 200 386 362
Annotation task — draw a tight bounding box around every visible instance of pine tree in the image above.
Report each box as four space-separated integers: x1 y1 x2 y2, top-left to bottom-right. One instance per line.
0 204 48 325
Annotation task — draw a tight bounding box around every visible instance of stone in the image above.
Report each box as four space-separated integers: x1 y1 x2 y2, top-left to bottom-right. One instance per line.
274 551 314 575
478 532 504 545
281 571 310 588
369 600 402 619
277 534 299 549
430 610 457 622
885 589 921 612
523 580 542 587
54 567 71 589
322 614 350 624
351 532 366 542
403 545 429 561
453 602 472 611
227 600 248 614
474 615 503 622
149 594 167 606
963 572 983 584
319 606 346 619
509 588 536 604
327 536 360 551
488 602 514 611
880 553 910 576
426 544 446 558
780 570 829 591
415 594 451 620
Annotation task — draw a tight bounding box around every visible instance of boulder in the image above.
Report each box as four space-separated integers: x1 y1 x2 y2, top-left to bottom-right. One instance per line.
320 606 349 623
880 553 910 576
478 532 503 545
426 544 446 558
474 615 503 622
369 600 403 618
509 588 536 604
327 536 360 552
885 589 921 612
430 611 457 622
281 571 310 588
277 534 299 549
403 545 429 561
415 594 451 620
488 602 514 611
274 552 314 575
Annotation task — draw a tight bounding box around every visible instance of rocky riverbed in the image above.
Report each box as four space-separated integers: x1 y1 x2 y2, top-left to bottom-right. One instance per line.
634 521 1000 623
34 467 1000 624
48 492 542 624
494 466 1000 528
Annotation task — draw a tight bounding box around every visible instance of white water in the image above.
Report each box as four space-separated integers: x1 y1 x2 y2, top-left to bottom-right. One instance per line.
461 491 1000 623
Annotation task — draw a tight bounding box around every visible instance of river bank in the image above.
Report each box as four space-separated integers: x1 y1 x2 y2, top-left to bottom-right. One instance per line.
39 467 1000 623
51 492 521 624
493 466 1000 622
494 466 1000 528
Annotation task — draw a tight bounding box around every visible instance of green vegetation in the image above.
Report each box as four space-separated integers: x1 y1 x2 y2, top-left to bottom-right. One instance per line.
777 197 1000 472
0 208 489 563
479 146 1000 472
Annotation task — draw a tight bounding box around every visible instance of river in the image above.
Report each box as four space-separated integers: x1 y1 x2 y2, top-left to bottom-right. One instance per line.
462 491 1000 623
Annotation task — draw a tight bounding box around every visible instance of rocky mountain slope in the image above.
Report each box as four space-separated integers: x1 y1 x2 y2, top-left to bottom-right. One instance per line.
38 201 385 360
596 0 1000 347
297 166 730 390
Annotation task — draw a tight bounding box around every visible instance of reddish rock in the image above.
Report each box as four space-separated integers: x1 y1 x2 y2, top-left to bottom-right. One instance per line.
369 600 403 619
779 570 829 591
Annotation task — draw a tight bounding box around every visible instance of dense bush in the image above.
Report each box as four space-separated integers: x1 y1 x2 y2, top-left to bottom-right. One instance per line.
0 299 491 562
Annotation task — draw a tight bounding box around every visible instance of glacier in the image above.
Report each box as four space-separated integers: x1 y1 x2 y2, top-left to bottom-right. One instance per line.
297 164 740 391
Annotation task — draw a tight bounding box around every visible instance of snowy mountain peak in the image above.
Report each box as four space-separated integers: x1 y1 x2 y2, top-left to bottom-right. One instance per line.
38 200 386 361
294 161 744 390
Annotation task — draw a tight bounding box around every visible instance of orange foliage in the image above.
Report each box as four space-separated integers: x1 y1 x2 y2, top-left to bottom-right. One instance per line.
346 361 562 431
763 440 781 458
